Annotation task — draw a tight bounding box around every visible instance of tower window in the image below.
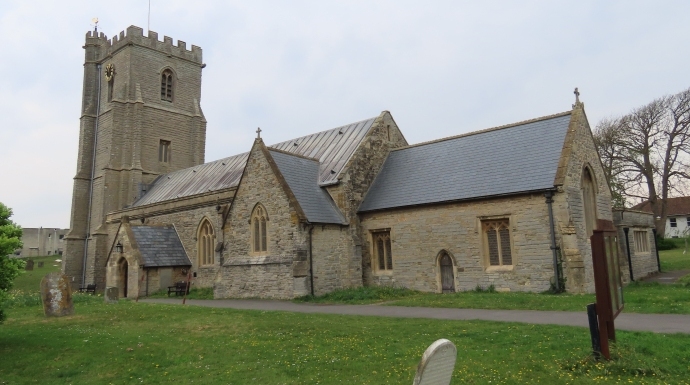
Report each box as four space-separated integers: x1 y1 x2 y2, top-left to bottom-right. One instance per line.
159 140 171 163
161 69 174 101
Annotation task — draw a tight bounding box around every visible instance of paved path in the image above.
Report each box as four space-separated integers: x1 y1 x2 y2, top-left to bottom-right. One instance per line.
140 298 690 334
641 269 690 284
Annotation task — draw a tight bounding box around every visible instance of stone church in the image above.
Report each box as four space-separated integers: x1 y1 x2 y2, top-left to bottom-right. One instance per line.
62 25 658 299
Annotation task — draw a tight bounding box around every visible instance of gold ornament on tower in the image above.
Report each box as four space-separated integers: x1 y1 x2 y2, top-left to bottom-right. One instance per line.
104 64 115 82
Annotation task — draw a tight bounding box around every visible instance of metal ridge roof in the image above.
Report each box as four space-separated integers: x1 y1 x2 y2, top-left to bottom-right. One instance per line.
132 116 377 207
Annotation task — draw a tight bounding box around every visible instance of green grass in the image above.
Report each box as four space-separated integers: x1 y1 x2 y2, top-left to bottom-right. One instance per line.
295 285 418 304
11 255 63 292
659 247 690 271
294 283 690 314
1 301 689 384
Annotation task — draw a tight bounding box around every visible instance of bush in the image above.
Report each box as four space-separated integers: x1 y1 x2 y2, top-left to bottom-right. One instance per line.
656 236 677 251
295 285 417 303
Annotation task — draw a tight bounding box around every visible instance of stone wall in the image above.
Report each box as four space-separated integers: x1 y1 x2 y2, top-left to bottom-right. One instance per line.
552 105 614 293
214 140 309 299
311 225 350 295
15 228 69 257
360 193 557 293
136 205 222 289
613 209 659 282
63 26 206 290
325 111 409 289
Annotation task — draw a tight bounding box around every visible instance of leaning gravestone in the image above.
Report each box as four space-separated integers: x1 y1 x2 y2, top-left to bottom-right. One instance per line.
25 259 34 271
104 287 119 304
40 272 74 317
413 339 457 385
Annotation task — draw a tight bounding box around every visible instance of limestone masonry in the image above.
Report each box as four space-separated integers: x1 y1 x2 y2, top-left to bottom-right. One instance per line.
62 25 658 298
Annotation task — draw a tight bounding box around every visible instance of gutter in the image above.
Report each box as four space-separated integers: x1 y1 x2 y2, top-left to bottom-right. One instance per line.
309 224 315 296
622 227 634 281
544 190 561 291
82 63 102 287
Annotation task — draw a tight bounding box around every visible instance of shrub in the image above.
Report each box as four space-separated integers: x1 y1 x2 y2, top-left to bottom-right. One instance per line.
656 236 676 251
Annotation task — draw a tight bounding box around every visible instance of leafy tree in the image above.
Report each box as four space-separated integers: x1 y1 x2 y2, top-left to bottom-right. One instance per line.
0 202 24 323
593 87 690 236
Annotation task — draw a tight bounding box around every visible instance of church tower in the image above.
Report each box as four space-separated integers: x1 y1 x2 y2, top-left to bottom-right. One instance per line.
63 26 206 288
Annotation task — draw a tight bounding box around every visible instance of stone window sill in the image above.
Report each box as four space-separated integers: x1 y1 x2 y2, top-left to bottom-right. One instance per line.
485 265 514 272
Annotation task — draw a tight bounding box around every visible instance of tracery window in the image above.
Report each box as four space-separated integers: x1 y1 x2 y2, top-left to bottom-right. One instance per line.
372 231 393 271
582 167 598 237
252 204 268 253
483 219 513 267
197 218 215 266
161 69 174 101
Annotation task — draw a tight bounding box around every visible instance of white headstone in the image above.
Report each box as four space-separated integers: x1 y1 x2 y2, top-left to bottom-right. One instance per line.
413 339 457 385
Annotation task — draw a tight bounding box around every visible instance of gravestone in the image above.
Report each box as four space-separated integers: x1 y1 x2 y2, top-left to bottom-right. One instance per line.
40 272 74 317
413 339 457 385
104 287 119 304
38 261 44 268
25 259 34 271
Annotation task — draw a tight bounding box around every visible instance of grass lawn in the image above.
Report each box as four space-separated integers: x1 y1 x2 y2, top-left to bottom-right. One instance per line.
11 256 63 292
659 246 690 271
1 300 689 384
296 248 690 314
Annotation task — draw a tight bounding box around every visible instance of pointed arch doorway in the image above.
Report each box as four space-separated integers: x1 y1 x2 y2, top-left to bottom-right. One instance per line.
118 257 129 298
439 252 455 293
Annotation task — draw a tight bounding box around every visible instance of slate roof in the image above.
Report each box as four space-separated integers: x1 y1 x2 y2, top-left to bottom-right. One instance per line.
132 116 377 207
130 226 191 267
632 196 690 216
359 112 572 212
269 150 347 224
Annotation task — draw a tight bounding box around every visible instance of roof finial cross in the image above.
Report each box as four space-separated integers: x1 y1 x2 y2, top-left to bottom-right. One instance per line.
574 87 580 103
256 127 262 139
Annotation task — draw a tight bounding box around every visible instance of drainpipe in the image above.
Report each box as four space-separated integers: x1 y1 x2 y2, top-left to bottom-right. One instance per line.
82 63 102 287
308 224 315 296
544 190 560 291
622 228 634 282
652 229 661 272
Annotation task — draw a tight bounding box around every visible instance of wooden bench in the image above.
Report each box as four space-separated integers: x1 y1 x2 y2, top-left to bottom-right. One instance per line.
167 281 189 296
79 284 96 294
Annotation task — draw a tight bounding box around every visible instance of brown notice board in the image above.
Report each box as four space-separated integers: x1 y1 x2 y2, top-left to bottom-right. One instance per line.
590 219 624 359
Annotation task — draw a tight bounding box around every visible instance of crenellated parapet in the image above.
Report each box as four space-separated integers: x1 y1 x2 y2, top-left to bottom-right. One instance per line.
85 25 202 64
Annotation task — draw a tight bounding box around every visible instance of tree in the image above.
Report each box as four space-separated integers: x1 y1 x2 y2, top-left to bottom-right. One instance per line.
0 202 24 323
593 87 690 236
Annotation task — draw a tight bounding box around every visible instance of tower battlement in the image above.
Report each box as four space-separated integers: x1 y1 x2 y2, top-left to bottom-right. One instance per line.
85 25 202 64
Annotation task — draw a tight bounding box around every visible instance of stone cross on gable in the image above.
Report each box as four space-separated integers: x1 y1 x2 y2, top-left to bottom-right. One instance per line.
256 127 262 139
574 87 580 103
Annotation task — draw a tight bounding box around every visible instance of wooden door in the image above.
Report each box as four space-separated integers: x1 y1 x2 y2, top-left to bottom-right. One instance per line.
440 254 455 293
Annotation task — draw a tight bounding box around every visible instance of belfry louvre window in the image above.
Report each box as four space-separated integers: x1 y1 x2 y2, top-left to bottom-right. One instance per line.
252 205 268 253
373 231 393 271
483 219 513 266
161 69 173 101
197 219 215 266
159 140 171 162
633 230 649 253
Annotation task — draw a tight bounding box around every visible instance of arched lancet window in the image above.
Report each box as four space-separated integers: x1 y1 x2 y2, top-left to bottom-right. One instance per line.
197 218 215 266
251 204 268 253
161 69 174 101
438 251 455 293
582 166 598 237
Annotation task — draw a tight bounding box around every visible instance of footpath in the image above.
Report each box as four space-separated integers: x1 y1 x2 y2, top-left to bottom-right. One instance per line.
141 298 690 334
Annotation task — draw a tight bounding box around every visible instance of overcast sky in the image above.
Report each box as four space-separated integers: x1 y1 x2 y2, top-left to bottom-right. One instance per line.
1 1 689 228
